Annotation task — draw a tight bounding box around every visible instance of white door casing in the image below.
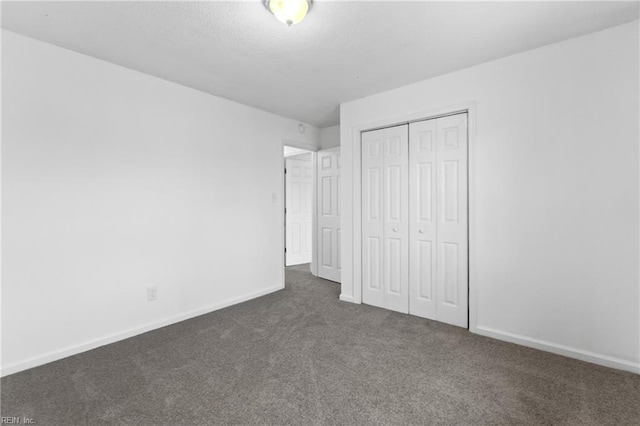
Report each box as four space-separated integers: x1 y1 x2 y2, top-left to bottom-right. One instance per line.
285 156 313 266
317 147 341 282
362 125 410 313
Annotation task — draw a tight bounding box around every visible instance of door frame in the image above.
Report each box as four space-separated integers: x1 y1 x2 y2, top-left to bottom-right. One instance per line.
349 102 478 332
280 140 318 282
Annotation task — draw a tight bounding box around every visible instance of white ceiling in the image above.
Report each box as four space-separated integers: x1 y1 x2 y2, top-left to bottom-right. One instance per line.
2 1 638 127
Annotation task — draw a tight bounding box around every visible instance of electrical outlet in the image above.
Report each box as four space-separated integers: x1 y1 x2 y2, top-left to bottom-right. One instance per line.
147 286 158 302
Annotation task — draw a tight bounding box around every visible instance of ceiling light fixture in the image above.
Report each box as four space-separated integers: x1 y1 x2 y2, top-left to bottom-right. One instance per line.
264 0 312 27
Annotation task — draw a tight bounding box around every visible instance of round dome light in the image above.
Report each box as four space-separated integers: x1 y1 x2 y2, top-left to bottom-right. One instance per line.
265 0 311 27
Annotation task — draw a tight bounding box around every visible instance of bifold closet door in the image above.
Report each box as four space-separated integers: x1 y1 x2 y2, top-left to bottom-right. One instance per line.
409 114 468 328
408 119 437 320
362 125 409 313
434 114 468 328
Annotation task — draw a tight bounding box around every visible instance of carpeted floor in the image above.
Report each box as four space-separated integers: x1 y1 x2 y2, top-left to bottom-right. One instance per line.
2 264 639 425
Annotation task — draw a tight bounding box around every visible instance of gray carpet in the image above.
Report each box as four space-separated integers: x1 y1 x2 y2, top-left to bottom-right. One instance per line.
2 264 639 425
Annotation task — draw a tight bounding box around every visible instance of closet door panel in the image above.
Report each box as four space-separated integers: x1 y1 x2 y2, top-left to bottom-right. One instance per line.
435 113 468 328
382 126 409 313
409 120 438 319
361 131 385 309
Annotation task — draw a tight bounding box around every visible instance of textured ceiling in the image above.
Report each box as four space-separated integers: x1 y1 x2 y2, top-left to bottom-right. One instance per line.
2 1 638 127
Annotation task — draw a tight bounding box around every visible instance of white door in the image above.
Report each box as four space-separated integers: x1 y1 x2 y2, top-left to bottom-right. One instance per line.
408 119 438 320
408 113 468 327
362 125 409 313
285 156 313 266
434 113 468 328
362 114 468 327
317 147 341 282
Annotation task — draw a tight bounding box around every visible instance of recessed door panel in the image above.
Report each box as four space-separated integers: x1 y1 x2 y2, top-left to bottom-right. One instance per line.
387 237 402 294
368 169 381 220
322 228 332 267
322 176 332 216
367 237 381 290
442 161 459 223
386 165 402 222
387 136 401 157
443 128 459 150
442 242 459 305
419 130 434 152
417 241 433 301
321 155 331 170
418 163 433 222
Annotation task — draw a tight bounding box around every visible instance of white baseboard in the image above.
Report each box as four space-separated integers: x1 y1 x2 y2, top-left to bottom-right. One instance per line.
1 284 283 377
339 294 354 303
474 325 640 374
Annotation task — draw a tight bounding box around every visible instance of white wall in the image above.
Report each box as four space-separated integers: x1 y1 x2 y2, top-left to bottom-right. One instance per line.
320 125 340 150
340 21 639 372
286 152 312 162
1 30 319 375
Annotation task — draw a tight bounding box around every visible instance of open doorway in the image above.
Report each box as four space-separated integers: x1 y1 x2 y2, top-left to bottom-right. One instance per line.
283 146 313 267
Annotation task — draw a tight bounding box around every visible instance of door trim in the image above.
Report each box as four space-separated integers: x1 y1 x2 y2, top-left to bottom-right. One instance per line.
349 102 478 332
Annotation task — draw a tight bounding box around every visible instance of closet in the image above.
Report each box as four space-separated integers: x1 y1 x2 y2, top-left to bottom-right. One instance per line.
361 113 468 328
